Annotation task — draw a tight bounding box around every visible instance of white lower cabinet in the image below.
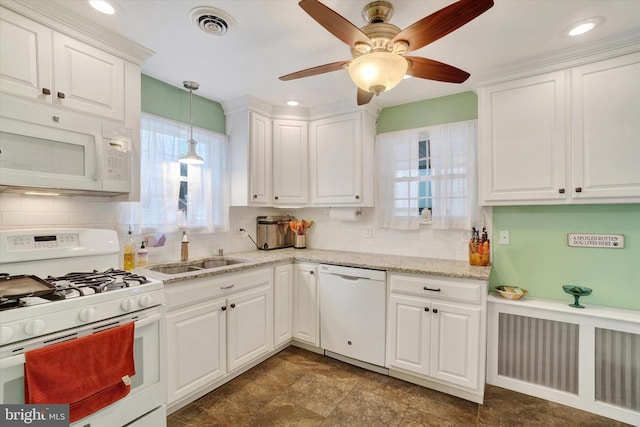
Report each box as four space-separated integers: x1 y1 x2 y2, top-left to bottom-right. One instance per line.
166 298 226 404
292 263 319 346
227 285 273 372
273 264 294 347
165 267 273 407
387 273 486 399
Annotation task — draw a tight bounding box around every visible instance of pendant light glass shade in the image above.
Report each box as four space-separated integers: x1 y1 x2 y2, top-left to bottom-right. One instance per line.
348 52 408 95
179 80 204 165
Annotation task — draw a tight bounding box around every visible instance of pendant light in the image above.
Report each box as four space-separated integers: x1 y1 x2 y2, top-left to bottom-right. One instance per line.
179 80 205 165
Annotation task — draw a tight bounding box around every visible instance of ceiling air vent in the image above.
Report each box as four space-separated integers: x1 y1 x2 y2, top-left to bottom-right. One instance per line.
189 6 236 36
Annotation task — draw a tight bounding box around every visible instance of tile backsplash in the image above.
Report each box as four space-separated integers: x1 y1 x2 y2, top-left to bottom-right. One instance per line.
0 194 480 265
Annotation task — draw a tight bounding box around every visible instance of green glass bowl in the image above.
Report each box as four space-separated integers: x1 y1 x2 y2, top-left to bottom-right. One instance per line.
562 285 592 308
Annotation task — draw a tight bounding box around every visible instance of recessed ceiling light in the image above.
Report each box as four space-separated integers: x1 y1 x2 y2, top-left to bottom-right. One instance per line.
89 0 115 15
567 17 604 36
287 100 299 106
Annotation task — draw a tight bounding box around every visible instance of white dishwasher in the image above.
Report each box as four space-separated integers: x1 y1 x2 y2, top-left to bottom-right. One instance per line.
319 264 386 367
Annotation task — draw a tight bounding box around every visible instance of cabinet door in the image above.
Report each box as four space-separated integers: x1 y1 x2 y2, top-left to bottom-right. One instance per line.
249 111 272 205
387 294 430 375
478 71 567 204
571 52 640 202
0 8 52 100
52 33 125 121
273 264 294 346
292 263 319 346
227 284 273 372
310 112 363 205
273 119 308 205
429 302 480 389
166 298 226 404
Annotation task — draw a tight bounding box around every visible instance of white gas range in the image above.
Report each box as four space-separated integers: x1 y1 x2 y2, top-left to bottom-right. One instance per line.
0 228 166 427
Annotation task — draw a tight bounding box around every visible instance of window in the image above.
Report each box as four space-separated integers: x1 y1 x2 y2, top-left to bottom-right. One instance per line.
120 113 229 233
377 120 479 230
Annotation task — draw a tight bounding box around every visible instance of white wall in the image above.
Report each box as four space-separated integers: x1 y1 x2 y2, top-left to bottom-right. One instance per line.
0 194 475 266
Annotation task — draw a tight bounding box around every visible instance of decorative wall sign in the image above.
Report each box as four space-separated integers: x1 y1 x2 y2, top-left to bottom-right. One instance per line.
567 233 625 249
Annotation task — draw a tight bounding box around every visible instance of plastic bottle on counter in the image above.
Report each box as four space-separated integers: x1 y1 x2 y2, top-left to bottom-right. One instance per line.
123 226 135 271
136 241 149 268
180 231 189 262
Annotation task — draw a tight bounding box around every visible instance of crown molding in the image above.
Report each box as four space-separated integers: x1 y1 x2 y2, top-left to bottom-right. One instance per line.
474 29 640 88
1 0 154 65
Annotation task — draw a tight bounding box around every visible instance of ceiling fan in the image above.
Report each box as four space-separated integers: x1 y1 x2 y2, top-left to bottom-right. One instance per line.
279 0 494 105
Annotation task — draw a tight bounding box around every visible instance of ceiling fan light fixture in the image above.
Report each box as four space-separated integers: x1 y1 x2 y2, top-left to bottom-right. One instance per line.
179 80 204 165
348 51 408 94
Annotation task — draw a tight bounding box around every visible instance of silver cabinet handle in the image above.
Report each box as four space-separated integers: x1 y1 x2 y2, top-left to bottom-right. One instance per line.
221 284 234 290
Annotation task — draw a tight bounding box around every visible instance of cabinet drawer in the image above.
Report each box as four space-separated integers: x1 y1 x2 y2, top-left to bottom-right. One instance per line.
166 267 272 309
389 273 484 304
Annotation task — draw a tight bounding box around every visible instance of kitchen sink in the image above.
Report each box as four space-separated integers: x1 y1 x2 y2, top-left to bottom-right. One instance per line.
149 258 247 274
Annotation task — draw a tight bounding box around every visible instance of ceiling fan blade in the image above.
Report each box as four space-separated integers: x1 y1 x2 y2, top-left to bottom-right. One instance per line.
392 0 494 52
357 88 375 106
299 0 371 47
405 56 470 83
279 60 350 81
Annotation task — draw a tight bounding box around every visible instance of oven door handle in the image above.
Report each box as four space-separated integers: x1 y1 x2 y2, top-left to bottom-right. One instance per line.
0 353 25 370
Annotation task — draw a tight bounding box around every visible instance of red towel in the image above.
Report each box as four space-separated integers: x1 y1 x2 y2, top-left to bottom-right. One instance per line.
24 322 136 423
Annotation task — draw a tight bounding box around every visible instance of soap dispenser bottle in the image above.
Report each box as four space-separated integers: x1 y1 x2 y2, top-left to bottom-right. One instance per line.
136 240 149 268
123 226 135 271
180 231 189 261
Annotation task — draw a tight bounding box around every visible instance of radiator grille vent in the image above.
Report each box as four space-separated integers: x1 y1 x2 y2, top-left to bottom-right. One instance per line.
595 328 640 411
497 313 579 394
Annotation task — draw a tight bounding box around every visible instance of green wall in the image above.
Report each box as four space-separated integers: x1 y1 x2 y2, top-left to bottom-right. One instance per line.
377 91 478 133
491 205 639 311
141 74 225 134
377 91 639 311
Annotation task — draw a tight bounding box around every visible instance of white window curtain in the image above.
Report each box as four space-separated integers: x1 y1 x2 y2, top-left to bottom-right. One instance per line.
376 128 422 230
429 120 480 229
119 113 229 234
376 120 479 231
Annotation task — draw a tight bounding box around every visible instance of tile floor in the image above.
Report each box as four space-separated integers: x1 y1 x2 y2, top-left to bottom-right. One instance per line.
167 346 631 427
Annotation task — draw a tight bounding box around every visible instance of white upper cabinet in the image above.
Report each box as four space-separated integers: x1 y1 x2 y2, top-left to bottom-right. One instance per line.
227 97 374 208
272 119 308 205
0 8 52 100
249 111 273 205
0 7 125 122
570 53 640 202
478 71 567 204
478 51 640 205
309 111 375 206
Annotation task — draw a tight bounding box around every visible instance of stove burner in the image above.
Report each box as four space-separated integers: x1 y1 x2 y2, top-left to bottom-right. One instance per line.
0 269 150 311
46 269 149 295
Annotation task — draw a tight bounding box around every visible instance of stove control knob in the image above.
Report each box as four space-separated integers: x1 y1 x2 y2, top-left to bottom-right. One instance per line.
79 308 97 323
0 326 14 344
121 298 135 312
24 319 46 336
139 295 154 308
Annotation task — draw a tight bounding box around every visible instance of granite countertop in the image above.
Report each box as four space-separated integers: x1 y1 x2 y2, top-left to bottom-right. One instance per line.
140 248 491 285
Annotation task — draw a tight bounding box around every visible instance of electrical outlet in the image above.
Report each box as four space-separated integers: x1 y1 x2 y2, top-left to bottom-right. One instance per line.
234 228 248 238
499 230 510 245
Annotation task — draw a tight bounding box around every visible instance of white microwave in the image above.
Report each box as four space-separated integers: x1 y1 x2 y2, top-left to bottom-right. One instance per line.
0 96 132 196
